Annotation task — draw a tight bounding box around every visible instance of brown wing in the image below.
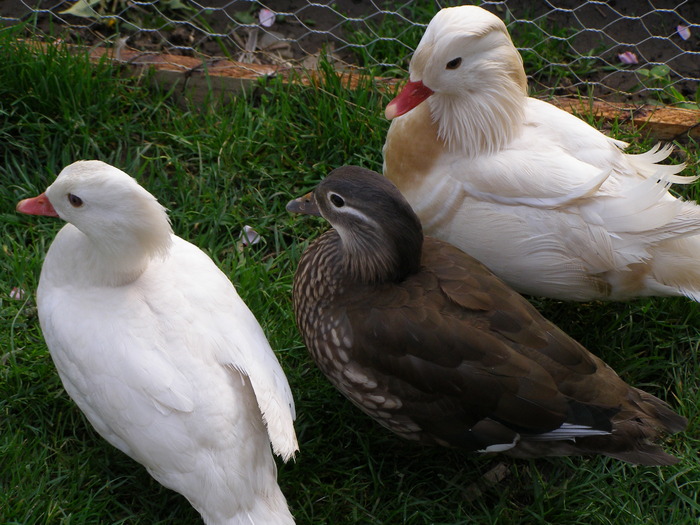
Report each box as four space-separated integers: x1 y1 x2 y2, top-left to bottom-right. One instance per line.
424 237 637 404
333 245 620 451
423 238 603 371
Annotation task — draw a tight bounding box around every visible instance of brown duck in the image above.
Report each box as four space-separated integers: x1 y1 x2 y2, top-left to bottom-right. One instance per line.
287 165 686 465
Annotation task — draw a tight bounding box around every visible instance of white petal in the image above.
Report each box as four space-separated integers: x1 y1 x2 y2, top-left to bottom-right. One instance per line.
259 8 275 28
240 225 261 246
617 51 638 65
677 24 691 41
10 287 26 300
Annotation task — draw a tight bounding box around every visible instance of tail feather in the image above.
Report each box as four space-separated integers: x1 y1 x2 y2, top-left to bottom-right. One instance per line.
625 143 690 184
633 389 687 435
590 388 687 466
598 443 680 466
512 387 686 466
649 236 700 300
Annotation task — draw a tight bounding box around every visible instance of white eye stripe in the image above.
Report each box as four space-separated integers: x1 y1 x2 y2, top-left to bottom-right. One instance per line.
336 205 379 227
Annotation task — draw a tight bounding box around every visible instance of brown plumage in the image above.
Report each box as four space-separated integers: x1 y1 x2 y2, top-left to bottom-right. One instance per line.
287 165 686 465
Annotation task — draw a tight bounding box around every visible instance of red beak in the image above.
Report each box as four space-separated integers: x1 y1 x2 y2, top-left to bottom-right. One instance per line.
16 193 59 217
385 80 435 120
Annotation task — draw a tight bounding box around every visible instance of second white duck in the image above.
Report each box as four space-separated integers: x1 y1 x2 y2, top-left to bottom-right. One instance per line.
16 160 298 525
384 5 700 302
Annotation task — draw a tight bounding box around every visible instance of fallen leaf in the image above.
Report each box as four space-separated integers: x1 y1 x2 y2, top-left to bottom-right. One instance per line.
59 0 101 18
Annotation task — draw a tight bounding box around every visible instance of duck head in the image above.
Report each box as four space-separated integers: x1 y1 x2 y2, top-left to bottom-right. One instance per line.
17 160 173 285
386 5 528 156
287 166 423 284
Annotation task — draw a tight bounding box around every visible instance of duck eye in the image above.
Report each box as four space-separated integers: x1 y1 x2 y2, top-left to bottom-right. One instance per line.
329 193 345 208
446 57 462 70
67 193 83 208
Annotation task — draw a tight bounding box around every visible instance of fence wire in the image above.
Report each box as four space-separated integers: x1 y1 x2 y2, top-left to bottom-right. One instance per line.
1 1 698 104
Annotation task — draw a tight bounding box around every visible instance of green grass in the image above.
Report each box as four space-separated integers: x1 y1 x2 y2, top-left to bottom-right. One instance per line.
1 26 699 525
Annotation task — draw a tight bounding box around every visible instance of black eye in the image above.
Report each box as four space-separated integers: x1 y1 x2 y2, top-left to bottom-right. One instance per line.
446 57 462 70
68 193 83 208
329 193 345 208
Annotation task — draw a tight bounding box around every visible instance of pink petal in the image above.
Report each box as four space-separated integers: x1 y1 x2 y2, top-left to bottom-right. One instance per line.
10 287 26 300
617 51 638 65
259 8 275 28
677 24 691 41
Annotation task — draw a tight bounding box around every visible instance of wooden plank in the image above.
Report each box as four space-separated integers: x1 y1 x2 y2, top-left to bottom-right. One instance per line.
22 40 700 141
550 97 700 141
87 44 400 91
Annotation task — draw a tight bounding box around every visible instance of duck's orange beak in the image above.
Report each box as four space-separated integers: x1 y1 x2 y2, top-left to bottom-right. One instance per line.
385 80 435 120
16 193 59 217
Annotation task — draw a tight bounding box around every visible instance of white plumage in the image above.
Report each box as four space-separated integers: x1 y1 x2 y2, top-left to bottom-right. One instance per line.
16 160 298 525
384 5 700 301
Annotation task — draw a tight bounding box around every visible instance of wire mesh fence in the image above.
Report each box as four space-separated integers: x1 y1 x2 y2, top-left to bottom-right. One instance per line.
1 1 698 105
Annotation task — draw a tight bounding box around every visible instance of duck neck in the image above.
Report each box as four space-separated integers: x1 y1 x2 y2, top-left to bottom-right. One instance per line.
336 224 423 286
429 72 526 158
44 224 170 287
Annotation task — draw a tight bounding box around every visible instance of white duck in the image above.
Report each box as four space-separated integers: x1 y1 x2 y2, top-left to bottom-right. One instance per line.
16 160 299 525
384 5 700 302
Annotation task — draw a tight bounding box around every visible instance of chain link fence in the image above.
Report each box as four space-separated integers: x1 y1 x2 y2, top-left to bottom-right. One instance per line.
1 1 698 104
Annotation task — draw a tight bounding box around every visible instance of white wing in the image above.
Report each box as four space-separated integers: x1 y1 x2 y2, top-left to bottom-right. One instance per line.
38 234 298 463
164 236 299 461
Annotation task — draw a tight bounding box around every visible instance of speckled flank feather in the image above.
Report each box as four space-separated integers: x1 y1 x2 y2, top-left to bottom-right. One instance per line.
384 5 700 302
289 166 686 465
20 160 297 525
